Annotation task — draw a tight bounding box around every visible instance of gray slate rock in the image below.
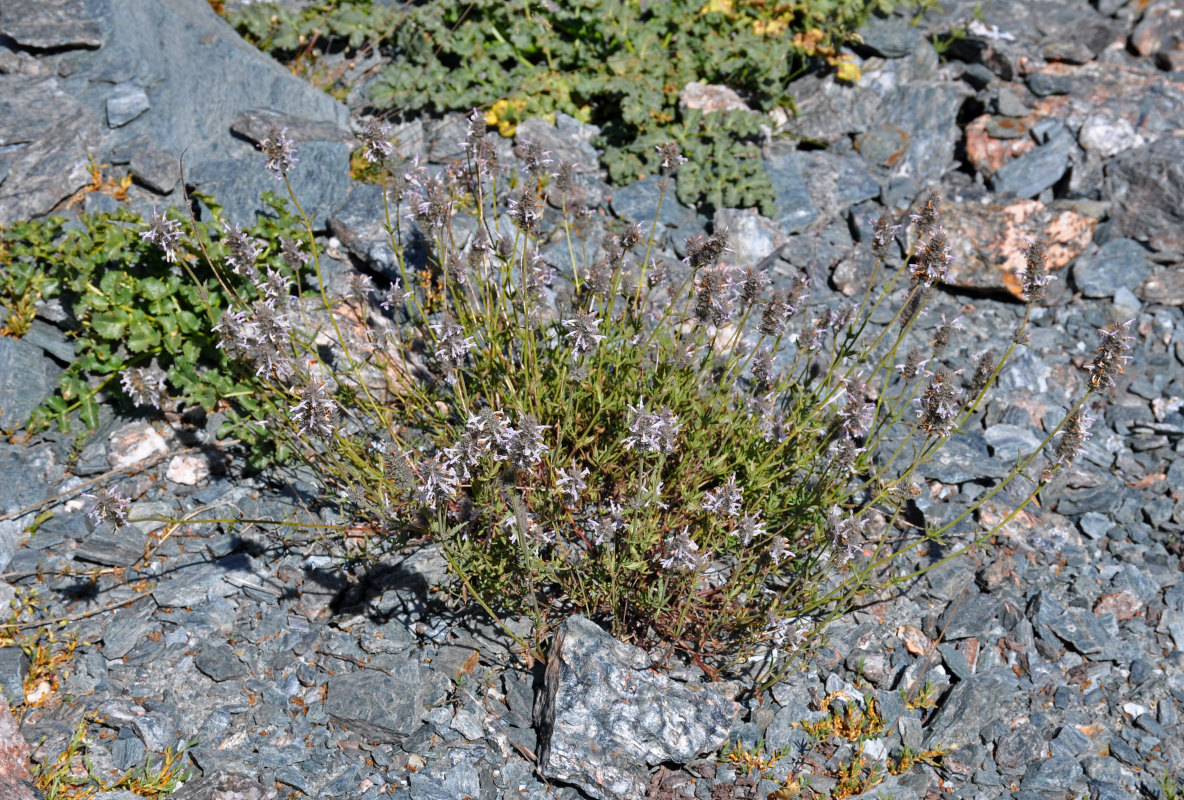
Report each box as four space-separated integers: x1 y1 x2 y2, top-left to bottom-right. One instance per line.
327 182 430 279
171 770 277 800
1105 136 1184 254
1072 239 1154 299
0 0 103 49
0 75 100 223
609 175 699 230
56 0 350 226
856 15 924 58
102 596 158 660
991 127 1076 198
535 615 741 800
323 665 428 742
74 525 148 567
106 82 149 127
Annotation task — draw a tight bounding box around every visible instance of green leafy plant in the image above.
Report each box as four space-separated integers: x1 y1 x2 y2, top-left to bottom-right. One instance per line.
223 0 892 213
0 197 315 466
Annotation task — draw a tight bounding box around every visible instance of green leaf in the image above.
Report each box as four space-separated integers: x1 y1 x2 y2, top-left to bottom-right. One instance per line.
127 312 161 353
79 396 100 430
90 310 127 339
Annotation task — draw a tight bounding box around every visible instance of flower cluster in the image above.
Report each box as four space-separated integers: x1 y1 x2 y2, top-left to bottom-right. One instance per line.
623 399 679 454
260 126 298 179
140 208 184 264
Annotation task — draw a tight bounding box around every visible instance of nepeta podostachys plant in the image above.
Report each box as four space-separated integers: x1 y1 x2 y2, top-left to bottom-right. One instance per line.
101 116 1126 692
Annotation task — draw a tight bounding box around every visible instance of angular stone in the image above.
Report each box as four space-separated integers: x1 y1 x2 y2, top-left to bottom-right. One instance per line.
106 422 167 470
1021 754 1083 792
194 643 248 683
0 0 102 49
323 666 427 742
1106 136 1184 254
171 770 277 800
856 15 923 58
0 649 27 707
0 75 99 223
923 672 1020 750
995 724 1047 773
74 525 147 567
991 128 1075 198
166 454 210 486
609 175 699 231
129 145 181 195
1047 607 1113 656
1072 239 1154 299
106 83 149 127
0 335 64 431
102 596 158 660
535 615 741 800
1139 269 1184 306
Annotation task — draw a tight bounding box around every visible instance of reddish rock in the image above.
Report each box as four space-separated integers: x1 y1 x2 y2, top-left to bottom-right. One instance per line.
1131 0 1184 59
938 198 1096 297
965 114 1036 178
678 82 753 114
1094 590 1142 622
0 697 37 800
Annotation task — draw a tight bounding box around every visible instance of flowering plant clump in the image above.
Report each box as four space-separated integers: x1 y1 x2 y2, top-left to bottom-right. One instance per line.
111 116 1124 690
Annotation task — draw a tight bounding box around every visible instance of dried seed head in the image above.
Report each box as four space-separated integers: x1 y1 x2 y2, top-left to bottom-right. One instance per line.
1054 407 1093 467
916 367 963 438
517 139 553 175
586 258 612 297
1087 319 1135 390
930 313 963 356
969 349 997 398
683 229 732 271
1020 237 1056 304
617 223 644 252
344 273 373 306
872 212 901 261
359 119 394 163
896 346 928 380
751 347 775 387
656 142 687 172
552 160 577 193
695 266 733 326
759 289 789 337
911 226 952 287
509 177 541 234
406 168 452 230
737 266 771 307
260 126 298 179
910 187 942 238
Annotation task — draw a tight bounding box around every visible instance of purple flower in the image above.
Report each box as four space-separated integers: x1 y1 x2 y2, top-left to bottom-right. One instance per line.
660 527 707 572
562 310 606 360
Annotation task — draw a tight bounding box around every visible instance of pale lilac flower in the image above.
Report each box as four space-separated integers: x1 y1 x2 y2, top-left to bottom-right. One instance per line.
344 273 373 305
504 413 549 470
289 379 336 440
736 512 767 546
768 535 794 565
140 208 183 264
416 452 458 508
222 221 261 275
624 399 677 454
257 267 293 303
562 309 606 360
86 486 131 529
660 527 706 572
120 366 168 410
656 142 687 172
280 237 309 271
703 473 743 518
380 280 409 311
556 462 589 506
1087 319 1135 390
430 317 476 371
260 126 298 179
916 367 963 437
767 612 810 649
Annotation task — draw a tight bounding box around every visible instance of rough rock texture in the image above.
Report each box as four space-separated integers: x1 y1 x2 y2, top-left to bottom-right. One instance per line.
535 615 740 800
0 697 36 800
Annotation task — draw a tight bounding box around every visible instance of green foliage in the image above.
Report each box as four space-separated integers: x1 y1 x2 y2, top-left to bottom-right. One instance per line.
223 0 891 214
0 197 312 466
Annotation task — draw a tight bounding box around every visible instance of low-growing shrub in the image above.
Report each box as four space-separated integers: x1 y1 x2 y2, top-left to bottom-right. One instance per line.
79 118 1122 691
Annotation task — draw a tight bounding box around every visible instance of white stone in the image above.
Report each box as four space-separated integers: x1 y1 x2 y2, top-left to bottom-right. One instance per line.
106 422 167 469
166 453 209 485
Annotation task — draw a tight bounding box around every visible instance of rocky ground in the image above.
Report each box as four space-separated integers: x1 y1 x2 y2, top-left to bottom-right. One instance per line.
1 0 1183 799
